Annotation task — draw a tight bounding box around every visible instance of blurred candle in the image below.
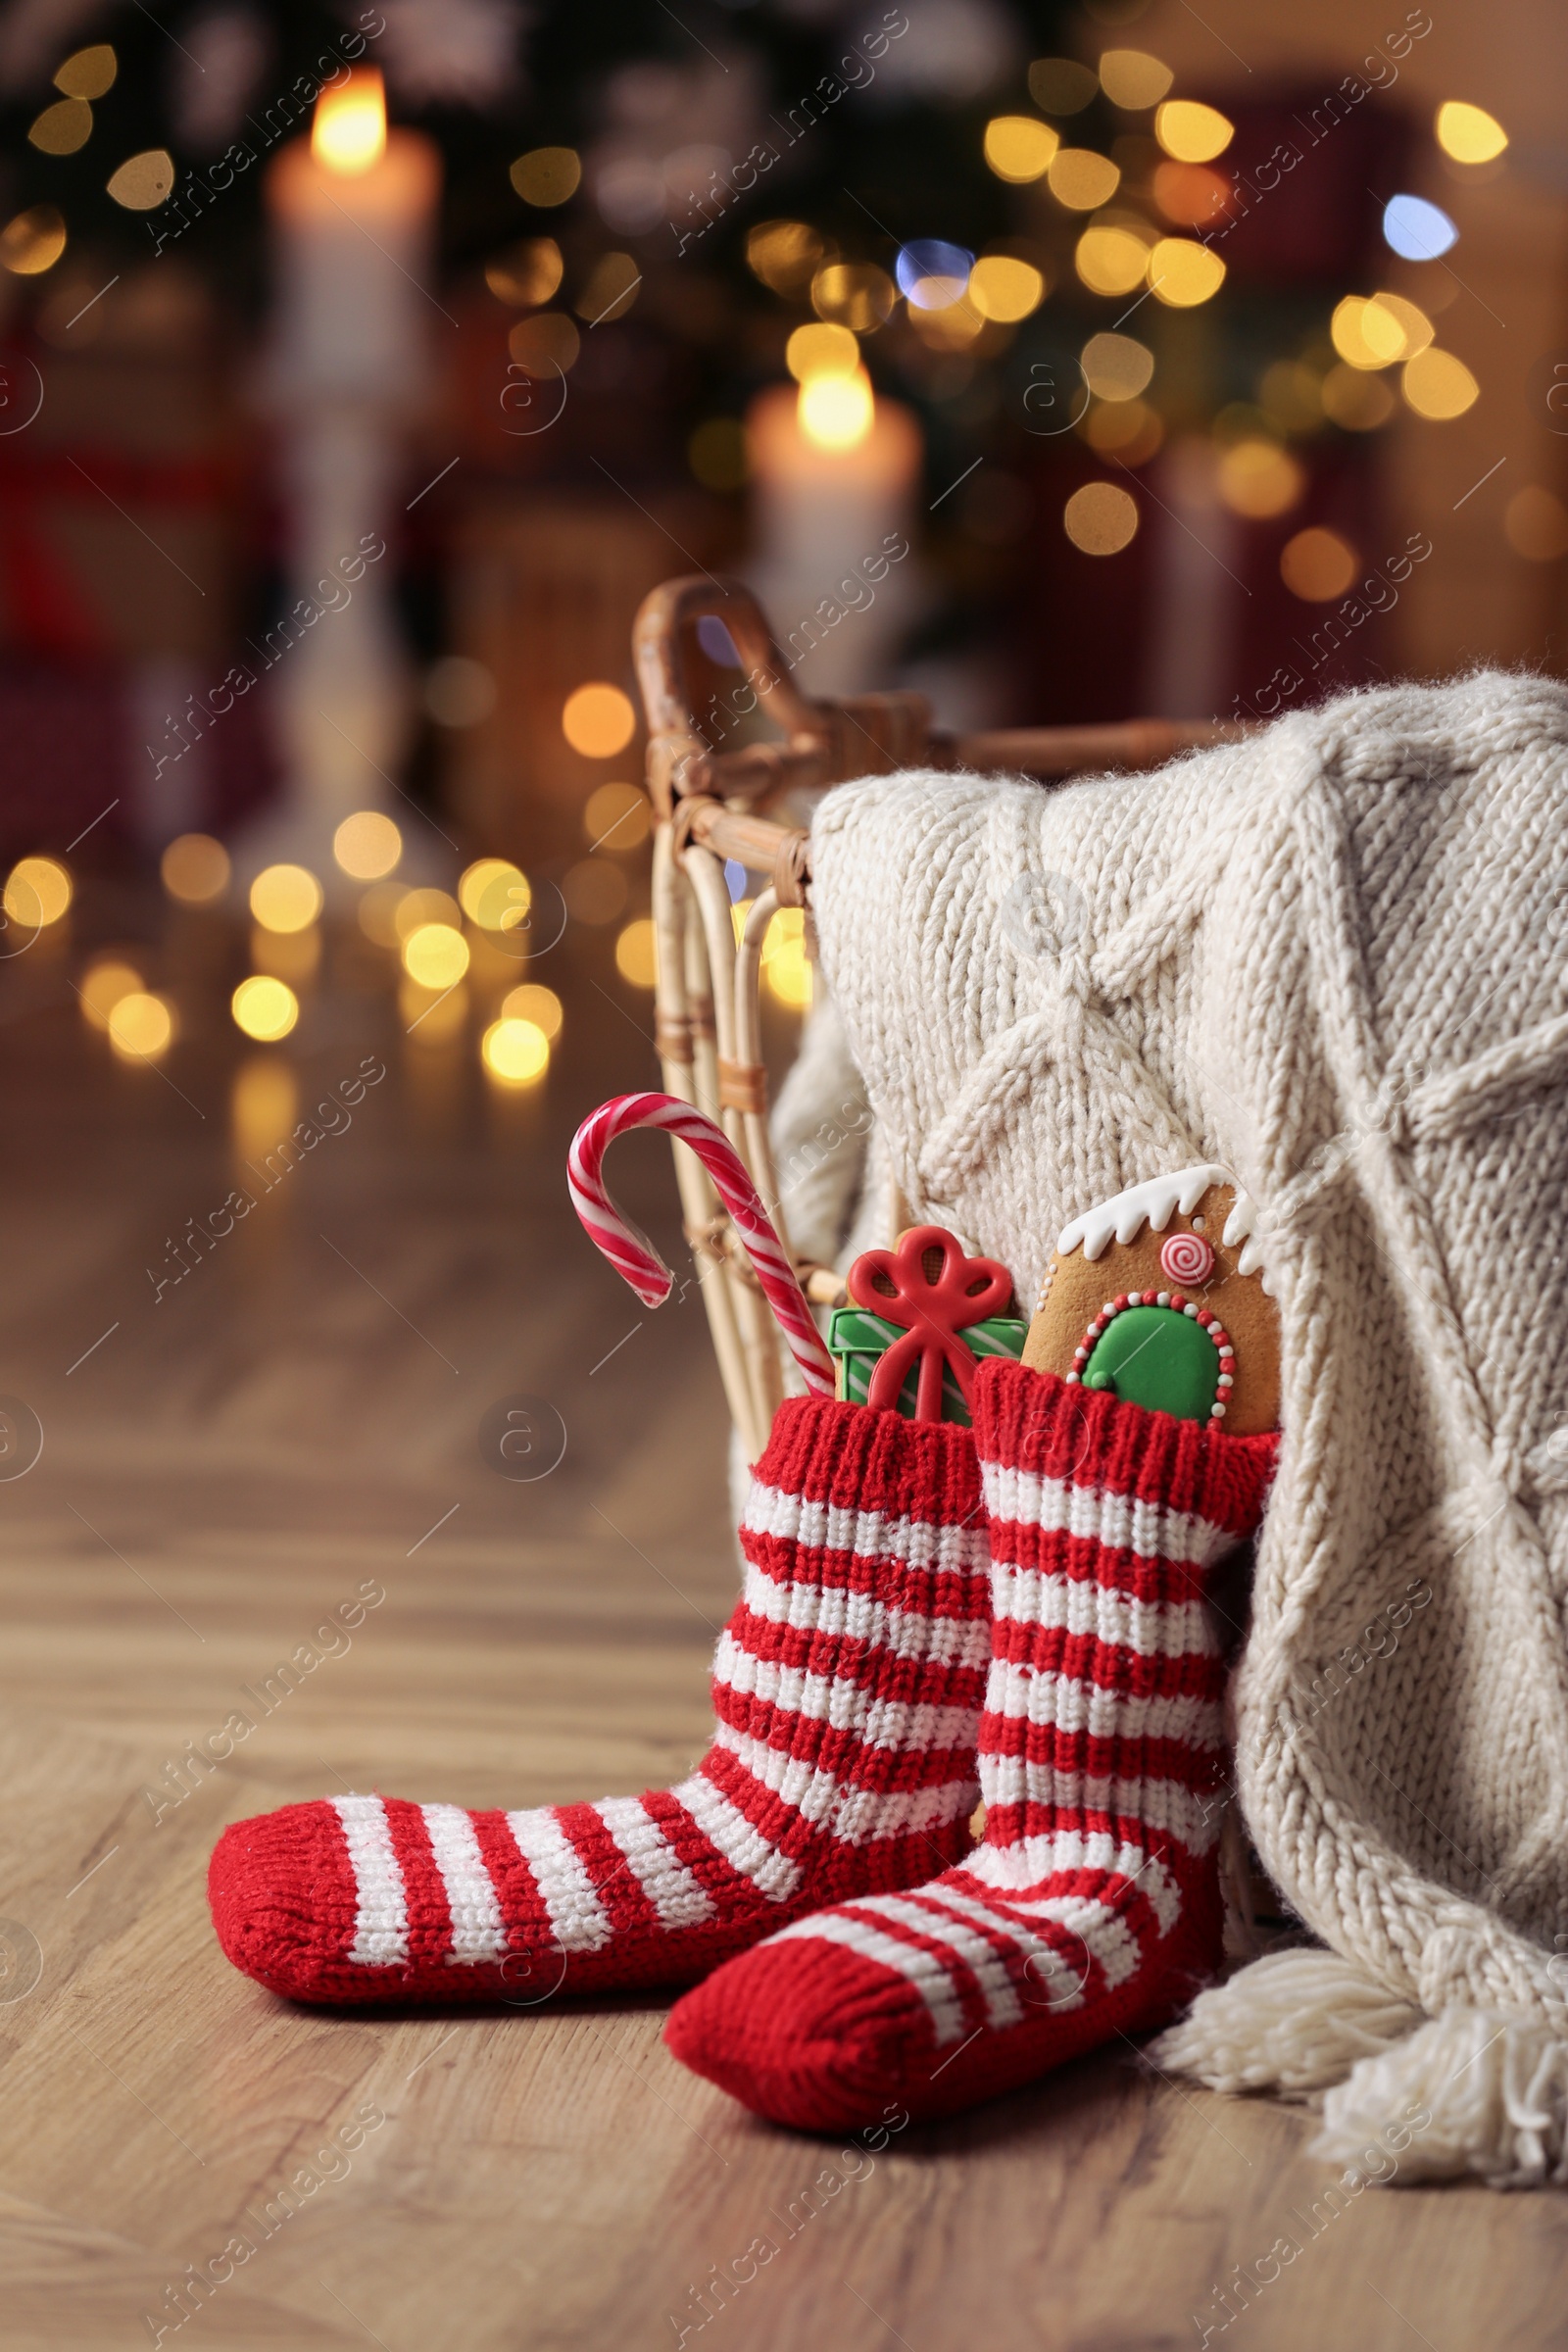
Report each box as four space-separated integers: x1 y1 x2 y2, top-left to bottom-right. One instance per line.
746 377 921 696
245 72 441 895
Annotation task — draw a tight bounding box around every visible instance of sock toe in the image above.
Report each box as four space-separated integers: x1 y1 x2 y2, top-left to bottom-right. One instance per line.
209 1801 361 2002
666 1932 935 2132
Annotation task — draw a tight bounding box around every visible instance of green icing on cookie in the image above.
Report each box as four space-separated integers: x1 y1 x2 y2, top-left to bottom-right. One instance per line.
1082 1306 1219 1423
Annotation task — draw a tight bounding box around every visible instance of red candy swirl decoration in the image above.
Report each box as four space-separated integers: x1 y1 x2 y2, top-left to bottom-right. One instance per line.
848 1225 1015 1421
567 1092 836 1397
1159 1230 1215 1287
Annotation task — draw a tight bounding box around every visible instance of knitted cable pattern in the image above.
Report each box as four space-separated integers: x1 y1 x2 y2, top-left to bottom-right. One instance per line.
808 674 1568 2077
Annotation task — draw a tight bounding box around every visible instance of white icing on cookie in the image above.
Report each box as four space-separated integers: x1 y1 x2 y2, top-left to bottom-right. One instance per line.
1056 1164 1272 1291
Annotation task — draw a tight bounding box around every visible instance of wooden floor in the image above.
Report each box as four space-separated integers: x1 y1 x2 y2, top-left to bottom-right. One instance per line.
0 882 1562 2351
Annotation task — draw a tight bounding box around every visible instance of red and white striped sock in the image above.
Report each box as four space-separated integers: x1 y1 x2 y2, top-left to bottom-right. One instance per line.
664 1362 1277 2128
208 1396 990 2006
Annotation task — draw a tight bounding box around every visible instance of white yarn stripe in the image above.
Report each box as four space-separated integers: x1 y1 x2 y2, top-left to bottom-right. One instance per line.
909 1883 1100 2006
964 1833 1183 1935
871 1892 1026 2030
990 1566 1215 1661
981 1462 1236 1572
419 1802 508 1965
743 1483 990 1578
670 1771 802 1903
769 1908 969 2046
504 1809 614 1951
709 1721 977 1846
986 1660 1226 1749
330 1795 408 1968
594 1795 715 1933
980 1758 1222 1852
713 1633 976 1752
737 1570 991 1669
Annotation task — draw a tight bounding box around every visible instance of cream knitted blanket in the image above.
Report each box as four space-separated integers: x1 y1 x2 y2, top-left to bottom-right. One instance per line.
808 672 1568 2185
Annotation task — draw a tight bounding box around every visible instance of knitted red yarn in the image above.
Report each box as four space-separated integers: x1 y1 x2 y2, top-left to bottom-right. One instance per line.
209 1396 990 2006
665 1362 1278 2128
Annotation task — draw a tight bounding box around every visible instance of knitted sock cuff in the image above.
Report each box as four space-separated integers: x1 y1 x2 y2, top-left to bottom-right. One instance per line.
972 1359 1278 1542
754 1395 982 1528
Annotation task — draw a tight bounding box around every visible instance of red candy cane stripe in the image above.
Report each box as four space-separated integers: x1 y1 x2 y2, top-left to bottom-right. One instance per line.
568 1092 836 1396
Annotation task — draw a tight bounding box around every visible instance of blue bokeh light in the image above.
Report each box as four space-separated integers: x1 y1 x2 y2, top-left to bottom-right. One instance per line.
896 239 974 309
1382 193 1458 261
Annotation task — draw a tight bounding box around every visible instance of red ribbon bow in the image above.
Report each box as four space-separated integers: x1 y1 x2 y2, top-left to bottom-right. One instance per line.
847 1225 1014 1422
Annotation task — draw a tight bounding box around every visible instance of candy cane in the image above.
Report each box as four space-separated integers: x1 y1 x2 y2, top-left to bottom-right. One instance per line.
567 1092 836 1396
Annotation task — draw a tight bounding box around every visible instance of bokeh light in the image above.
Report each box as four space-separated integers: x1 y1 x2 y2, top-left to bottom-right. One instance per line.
762 908 811 1008
1320 364 1396 430
1063 482 1140 555
1435 101 1507 164
1154 100 1234 162
231 1055 297 1159
1149 237 1225 307
402 923 470 989
786 320 859 381
108 991 173 1062
312 70 385 173
396 886 464 939
459 859 531 935
482 1017 550 1084
0 205 66 274
501 982 563 1038
1504 487 1568 562
1076 223 1153 296
79 957 142 1031
1217 439 1304 518
5 857 72 927
333 810 401 881
30 99 92 155
1383 194 1457 260
55 44 117 97
508 312 580 377
583 781 651 850
983 117 1058 183
968 255 1045 322
1081 331 1153 401
232 976 299 1042
250 863 322 934
161 832 230 904
1153 161 1231 229
1401 347 1479 418
1281 527 1358 601
511 145 581 205
799 368 874 451
614 917 659 987
562 682 636 758
896 240 973 308
746 220 824 297
485 237 564 305
1048 150 1121 212
106 150 175 209
1084 399 1162 464
810 262 895 331
1098 50 1173 109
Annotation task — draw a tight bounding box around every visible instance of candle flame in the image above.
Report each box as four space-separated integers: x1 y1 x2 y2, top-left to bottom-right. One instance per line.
799 367 875 453
312 68 386 176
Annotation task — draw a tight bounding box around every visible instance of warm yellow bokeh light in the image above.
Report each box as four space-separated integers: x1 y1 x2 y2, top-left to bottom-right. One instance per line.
231 1054 297 1159
1372 292 1434 360
511 145 581 206
0 204 67 275
232 975 299 1042
402 922 470 989
312 69 386 175
799 368 874 451
332 809 401 881
5 856 71 928
1084 399 1163 465
562 682 637 759
485 236 564 307
1320 363 1396 430
1149 237 1225 307
459 859 531 936
1064 481 1140 555
746 220 825 297
79 957 142 1032
983 116 1059 182
969 255 1046 322
1153 159 1231 229
1081 330 1153 402
508 311 580 378
501 982 563 1039
250 863 322 934
762 908 812 1009
106 149 175 208
1401 346 1479 419
482 1016 550 1084
161 831 229 904
55 43 117 98
1048 149 1121 211
357 882 407 948
584 781 651 850
786 320 860 381
810 263 895 332
395 886 463 939
1217 438 1305 518
1505 486 1568 563
29 98 93 155
614 916 659 988
1154 100 1234 162
1331 294 1427 370
908 296 986 353
1281 527 1358 601
1435 100 1507 164
1099 49 1174 109
1075 222 1153 296
108 990 173 1061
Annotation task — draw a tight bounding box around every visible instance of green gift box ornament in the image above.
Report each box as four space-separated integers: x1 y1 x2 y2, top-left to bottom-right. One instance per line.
827 1225 1027 1427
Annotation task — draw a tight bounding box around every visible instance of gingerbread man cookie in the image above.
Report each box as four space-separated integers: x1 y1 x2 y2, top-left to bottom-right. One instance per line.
1023 1165 1280 1435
